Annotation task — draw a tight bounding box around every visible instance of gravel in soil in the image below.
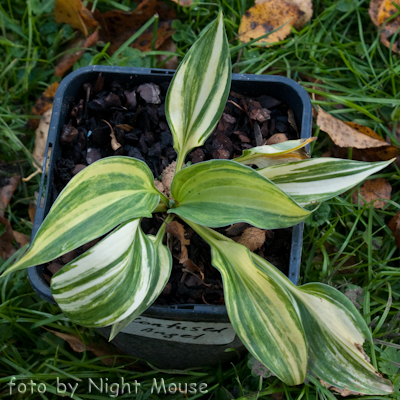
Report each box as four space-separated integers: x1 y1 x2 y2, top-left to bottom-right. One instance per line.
41 74 298 305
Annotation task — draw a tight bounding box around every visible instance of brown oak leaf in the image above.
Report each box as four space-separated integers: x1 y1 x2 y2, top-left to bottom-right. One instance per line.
352 178 392 209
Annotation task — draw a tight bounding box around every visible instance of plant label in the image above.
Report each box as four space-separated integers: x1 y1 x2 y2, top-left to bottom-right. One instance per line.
120 316 237 345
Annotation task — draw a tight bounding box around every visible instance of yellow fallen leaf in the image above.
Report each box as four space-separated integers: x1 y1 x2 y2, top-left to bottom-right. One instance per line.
54 0 98 37
255 0 313 29
368 0 400 53
316 107 389 149
344 122 384 141
27 82 59 130
239 0 301 45
377 0 400 25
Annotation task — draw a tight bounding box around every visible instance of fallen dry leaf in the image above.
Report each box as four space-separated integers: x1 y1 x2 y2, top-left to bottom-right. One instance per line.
378 0 400 24
0 216 17 260
12 231 30 247
320 380 364 397
239 0 301 45
116 124 133 132
55 0 98 37
93 0 176 55
330 121 399 162
0 175 20 218
0 216 30 260
270 392 284 400
24 109 53 182
33 109 52 168
225 222 251 237
255 0 313 29
344 122 383 140
352 178 392 209
101 119 121 151
267 133 288 145
234 227 266 252
165 221 190 263
27 83 59 130
28 203 36 223
170 0 193 5
317 107 392 149
369 0 382 26
388 211 400 248
156 38 179 70
55 30 99 77
182 259 210 287
369 0 400 53
44 328 143 369
329 142 399 163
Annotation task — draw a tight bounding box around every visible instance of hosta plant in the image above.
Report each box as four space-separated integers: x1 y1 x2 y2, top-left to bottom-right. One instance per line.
4 13 394 395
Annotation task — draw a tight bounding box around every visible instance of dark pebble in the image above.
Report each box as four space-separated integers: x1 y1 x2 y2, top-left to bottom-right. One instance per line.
276 122 288 132
72 164 86 175
137 83 161 104
125 145 144 161
60 125 78 145
124 90 137 108
86 148 102 164
160 131 172 147
190 148 205 164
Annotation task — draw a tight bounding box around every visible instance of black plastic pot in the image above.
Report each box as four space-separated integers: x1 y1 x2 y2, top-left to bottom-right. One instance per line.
28 66 312 369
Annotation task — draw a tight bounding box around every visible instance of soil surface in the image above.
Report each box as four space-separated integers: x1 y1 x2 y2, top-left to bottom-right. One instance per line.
42 74 297 305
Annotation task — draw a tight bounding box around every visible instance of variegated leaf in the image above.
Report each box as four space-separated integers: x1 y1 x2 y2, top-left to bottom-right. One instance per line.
293 283 393 395
5 157 161 275
51 219 159 328
233 138 315 168
169 160 311 229
258 158 394 206
165 12 231 170
250 252 393 395
184 221 307 386
109 225 172 340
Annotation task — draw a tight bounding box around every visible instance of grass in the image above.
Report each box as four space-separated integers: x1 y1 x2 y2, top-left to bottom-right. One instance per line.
1 0 400 398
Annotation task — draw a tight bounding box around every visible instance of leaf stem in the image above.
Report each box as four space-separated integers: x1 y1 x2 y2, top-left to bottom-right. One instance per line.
153 201 167 213
181 217 230 244
158 191 169 207
175 152 185 173
155 214 175 245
